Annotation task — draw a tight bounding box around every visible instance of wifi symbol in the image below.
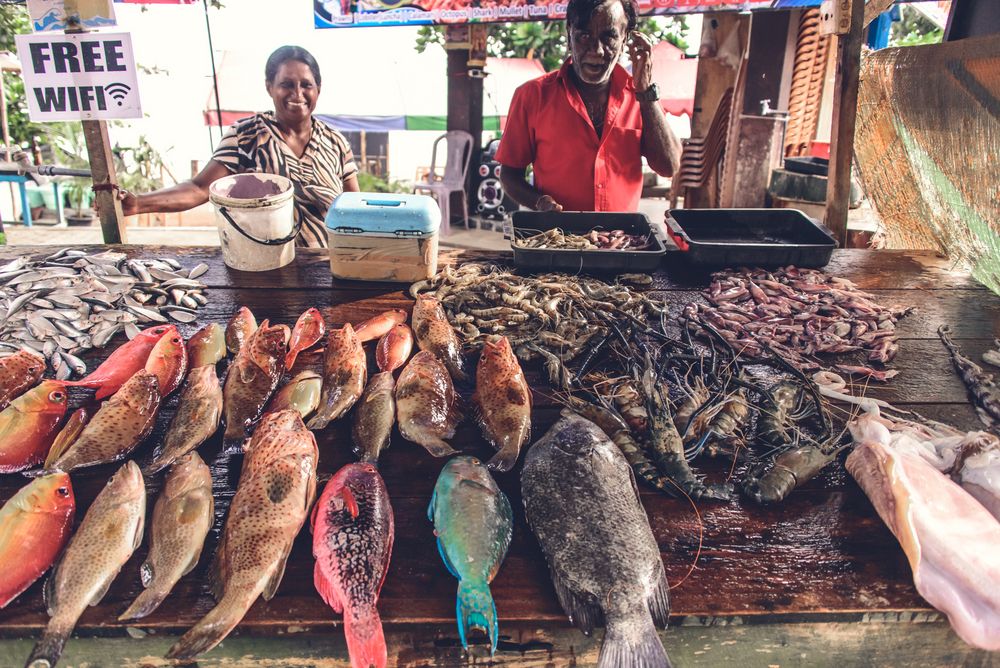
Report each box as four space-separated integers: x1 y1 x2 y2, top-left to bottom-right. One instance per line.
105 83 131 107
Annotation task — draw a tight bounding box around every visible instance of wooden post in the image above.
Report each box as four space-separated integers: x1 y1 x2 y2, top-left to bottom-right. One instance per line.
824 0 865 247
64 23 127 244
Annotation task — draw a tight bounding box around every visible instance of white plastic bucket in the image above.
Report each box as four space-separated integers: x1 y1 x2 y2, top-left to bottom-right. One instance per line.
209 173 297 271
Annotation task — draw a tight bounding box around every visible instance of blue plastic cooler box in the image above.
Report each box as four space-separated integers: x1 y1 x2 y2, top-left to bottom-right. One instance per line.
325 192 441 282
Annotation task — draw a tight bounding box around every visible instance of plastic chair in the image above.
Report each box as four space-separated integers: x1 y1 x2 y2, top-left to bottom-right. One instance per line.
413 131 474 235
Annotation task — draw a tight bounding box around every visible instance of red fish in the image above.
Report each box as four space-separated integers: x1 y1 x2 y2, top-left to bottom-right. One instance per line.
0 349 46 410
64 325 176 400
144 330 188 397
285 308 326 370
0 473 75 608
354 309 407 343
376 324 414 374
473 337 532 472
312 463 394 668
0 381 69 473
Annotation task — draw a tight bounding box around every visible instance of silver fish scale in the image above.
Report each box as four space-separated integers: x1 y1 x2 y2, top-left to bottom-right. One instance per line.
520 412 671 665
0 250 210 377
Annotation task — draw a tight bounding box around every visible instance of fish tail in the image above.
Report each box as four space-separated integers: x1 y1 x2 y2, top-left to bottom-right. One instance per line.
165 594 248 660
420 436 458 458
25 623 69 668
306 407 332 431
118 586 170 621
344 604 388 668
142 456 172 477
456 578 500 655
486 442 520 473
598 611 672 668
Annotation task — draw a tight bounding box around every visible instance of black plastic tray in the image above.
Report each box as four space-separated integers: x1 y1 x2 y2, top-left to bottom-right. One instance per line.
784 156 829 177
665 208 836 268
511 211 666 272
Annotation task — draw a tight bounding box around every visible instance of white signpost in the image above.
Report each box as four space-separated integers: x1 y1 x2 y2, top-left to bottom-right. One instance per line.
14 32 142 122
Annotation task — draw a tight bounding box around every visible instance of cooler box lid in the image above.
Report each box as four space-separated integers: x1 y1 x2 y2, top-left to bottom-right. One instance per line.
326 192 441 237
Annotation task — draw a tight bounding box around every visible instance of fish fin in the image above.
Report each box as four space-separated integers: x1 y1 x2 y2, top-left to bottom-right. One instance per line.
648 566 671 629
94 384 116 401
341 486 359 520
118 586 169 621
88 571 118 607
344 603 388 668
139 560 154 588
418 436 458 458
486 442 520 473
209 536 228 602
284 349 299 371
435 537 460 580
25 623 70 668
427 488 437 523
549 567 602 636
456 578 500 655
262 543 293 601
598 611 672 668
310 489 322 532
313 560 344 614
165 594 247 660
306 410 331 431
42 564 61 617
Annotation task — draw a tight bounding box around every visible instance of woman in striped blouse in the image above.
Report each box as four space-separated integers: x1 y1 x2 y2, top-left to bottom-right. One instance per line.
117 45 359 248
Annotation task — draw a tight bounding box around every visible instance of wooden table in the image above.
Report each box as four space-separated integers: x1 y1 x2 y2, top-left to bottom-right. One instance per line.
0 247 997 667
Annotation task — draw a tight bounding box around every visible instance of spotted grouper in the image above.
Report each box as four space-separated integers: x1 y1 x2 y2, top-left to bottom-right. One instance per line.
312 463 394 668
429 456 512 655
521 410 672 668
167 410 317 661
473 336 531 472
222 320 288 443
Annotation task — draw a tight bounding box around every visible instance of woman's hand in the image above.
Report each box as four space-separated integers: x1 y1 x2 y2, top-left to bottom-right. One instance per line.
629 31 655 93
93 188 139 218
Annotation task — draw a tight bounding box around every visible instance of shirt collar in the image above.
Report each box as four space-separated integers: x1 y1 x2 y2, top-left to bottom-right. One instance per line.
558 59 635 94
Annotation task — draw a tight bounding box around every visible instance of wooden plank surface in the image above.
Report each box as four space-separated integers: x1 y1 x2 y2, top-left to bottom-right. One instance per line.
0 247 996 662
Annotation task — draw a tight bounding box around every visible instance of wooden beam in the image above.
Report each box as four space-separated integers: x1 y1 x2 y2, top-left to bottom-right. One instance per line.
863 0 896 29
82 120 127 244
824 0 865 247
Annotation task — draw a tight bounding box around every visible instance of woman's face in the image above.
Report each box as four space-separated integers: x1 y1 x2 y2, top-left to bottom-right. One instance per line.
266 60 320 125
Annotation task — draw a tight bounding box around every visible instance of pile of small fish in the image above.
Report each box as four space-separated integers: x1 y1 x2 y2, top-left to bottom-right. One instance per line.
683 266 912 377
0 249 209 378
939 325 1000 434
514 227 654 250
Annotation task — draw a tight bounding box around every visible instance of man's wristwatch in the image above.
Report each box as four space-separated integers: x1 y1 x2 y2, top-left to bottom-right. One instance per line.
636 83 660 102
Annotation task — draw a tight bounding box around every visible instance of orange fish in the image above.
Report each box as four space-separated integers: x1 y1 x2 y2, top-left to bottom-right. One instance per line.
412 296 468 382
307 324 367 431
376 324 414 374
145 330 188 397
0 473 75 608
64 325 176 400
222 320 288 442
225 307 258 354
49 371 161 473
285 308 326 370
0 349 46 410
0 381 69 473
473 337 531 472
354 310 407 343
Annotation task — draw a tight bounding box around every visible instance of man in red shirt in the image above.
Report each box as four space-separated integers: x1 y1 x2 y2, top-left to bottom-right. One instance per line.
496 0 681 212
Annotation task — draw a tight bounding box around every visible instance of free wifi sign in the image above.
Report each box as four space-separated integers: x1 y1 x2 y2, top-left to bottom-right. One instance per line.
14 31 142 121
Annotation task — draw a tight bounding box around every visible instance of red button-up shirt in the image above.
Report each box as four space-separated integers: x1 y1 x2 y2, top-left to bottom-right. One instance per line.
496 60 644 212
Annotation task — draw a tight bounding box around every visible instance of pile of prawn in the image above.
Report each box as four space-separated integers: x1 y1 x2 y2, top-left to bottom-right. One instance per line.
513 227 654 250
683 266 912 378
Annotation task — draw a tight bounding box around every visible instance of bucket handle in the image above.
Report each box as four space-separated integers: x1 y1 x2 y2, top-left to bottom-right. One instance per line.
218 206 301 246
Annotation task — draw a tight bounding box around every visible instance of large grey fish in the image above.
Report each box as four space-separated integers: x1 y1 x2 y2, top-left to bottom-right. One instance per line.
145 365 223 475
352 371 396 464
120 452 214 621
25 461 146 668
521 411 672 668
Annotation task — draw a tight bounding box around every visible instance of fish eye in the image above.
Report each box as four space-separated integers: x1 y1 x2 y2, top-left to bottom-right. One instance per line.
50 391 66 402
57 487 69 497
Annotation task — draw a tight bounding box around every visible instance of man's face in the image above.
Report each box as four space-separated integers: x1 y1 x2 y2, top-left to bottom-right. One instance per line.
567 1 629 86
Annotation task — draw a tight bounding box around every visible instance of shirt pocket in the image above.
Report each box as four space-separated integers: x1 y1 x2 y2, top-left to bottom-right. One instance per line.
605 127 643 179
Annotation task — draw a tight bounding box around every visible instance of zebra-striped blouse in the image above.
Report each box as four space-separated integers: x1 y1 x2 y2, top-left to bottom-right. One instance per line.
212 112 358 248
